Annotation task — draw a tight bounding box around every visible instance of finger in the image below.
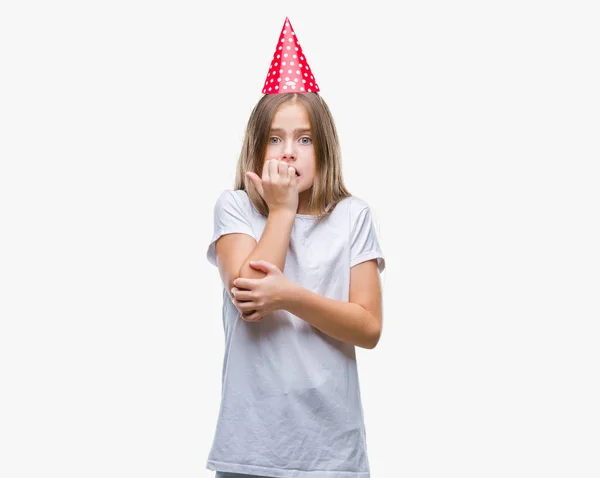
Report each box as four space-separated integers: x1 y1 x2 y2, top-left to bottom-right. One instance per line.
278 160 288 178
232 289 252 302
231 297 241 313
232 298 247 314
287 165 295 182
246 171 265 198
239 311 249 321
232 298 245 311
268 158 277 180
241 310 262 322
233 278 252 289
237 299 257 312
264 159 272 181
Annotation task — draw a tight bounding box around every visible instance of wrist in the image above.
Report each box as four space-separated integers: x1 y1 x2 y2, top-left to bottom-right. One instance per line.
268 207 296 220
280 279 300 311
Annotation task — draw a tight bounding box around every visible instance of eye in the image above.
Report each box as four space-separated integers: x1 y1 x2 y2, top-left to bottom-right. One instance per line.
299 136 312 145
268 137 281 144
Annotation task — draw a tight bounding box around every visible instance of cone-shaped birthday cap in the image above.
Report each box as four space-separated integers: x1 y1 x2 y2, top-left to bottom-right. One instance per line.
262 17 320 95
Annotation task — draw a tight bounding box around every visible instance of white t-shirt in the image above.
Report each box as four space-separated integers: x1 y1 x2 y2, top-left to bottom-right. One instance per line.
206 189 385 478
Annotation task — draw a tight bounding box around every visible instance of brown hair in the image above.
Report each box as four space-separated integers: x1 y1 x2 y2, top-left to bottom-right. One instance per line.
233 93 351 221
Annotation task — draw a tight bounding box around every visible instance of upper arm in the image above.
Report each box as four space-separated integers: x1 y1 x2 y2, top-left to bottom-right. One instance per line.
207 190 258 297
349 204 385 344
350 259 383 345
215 233 257 299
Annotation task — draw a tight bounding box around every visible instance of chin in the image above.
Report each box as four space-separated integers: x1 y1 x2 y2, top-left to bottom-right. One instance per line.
298 183 313 194
297 176 312 187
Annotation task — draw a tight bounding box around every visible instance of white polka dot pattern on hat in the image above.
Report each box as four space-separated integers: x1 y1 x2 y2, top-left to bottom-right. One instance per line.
262 17 320 95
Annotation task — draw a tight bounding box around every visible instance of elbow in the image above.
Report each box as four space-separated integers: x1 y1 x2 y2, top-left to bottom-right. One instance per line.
227 269 253 299
224 262 266 302
364 328 381 349
227 266 248 300
354 306 382 350
372 329 382 349
227 265 264 300
226 275 238 301
237 261 267 281
365 314 382 349
237 262 252 279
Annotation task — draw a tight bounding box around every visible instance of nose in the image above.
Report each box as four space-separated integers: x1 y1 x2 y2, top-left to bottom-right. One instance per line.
281 139 296 161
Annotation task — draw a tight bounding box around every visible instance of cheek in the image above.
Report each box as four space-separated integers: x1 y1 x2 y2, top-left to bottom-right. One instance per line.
263 146 275 161
265 143 281 156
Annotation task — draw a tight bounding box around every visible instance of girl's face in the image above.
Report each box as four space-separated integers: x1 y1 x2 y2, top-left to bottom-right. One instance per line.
264 101 316 193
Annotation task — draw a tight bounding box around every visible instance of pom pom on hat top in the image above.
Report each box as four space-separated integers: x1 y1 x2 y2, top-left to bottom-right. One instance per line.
262 17 320 95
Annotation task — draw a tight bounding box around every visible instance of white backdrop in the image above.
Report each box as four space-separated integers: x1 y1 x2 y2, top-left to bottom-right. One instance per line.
1 1 599 477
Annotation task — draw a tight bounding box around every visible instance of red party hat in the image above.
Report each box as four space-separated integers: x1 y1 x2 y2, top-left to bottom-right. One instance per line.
262 17 320 95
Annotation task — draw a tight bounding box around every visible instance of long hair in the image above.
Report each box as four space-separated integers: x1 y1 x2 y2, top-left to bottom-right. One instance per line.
233 93 351 221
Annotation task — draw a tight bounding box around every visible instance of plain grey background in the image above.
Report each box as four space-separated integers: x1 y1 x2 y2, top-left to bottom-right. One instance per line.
1 1 598 477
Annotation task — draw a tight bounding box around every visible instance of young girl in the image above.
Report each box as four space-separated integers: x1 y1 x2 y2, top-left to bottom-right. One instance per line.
206 18 385 478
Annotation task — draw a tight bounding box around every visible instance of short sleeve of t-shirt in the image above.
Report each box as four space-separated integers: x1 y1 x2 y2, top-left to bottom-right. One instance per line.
206 190 257 267
350 206 386 274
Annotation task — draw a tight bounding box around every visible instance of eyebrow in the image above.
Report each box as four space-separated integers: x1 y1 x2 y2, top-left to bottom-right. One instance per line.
269 127 312 134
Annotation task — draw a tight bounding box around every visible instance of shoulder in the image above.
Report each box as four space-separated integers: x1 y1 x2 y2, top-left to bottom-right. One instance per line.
338 195 372 223
344 195 370 212
214 188 245 202
326 195 368 215
214 188 252 210
320 196 372 229
213 188 260 222
342 196 384 238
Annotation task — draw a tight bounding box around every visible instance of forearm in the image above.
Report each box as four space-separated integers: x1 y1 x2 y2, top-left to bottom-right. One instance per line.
238 209 295 280
281 282 379 349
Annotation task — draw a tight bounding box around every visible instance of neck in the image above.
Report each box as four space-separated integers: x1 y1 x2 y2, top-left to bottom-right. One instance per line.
297 188 312 215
